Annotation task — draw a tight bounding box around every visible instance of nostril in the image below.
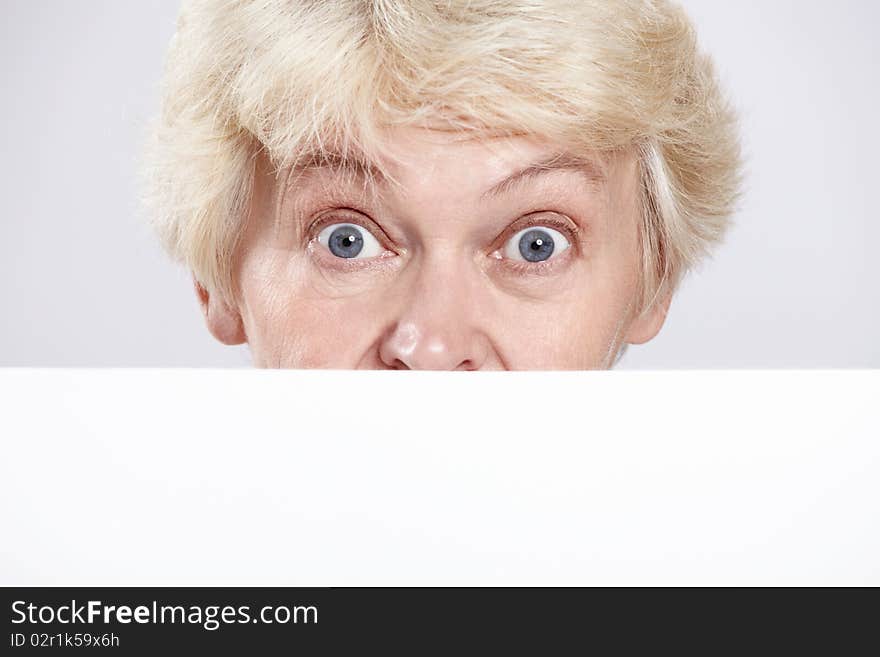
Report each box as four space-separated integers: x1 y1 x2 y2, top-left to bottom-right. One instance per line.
455 359 477 371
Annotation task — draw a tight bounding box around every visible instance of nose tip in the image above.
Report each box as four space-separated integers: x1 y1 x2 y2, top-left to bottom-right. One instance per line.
379 321 485 371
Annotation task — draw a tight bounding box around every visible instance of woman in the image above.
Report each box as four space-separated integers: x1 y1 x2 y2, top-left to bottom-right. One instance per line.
145 0 741 369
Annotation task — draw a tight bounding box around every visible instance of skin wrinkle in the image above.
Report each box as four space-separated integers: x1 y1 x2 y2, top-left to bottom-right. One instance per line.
480 152 609 202
207 126 671 369
602 296 636 370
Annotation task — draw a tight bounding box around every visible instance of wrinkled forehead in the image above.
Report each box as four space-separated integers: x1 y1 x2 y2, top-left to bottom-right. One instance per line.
276 125 620 202
266 128 621 214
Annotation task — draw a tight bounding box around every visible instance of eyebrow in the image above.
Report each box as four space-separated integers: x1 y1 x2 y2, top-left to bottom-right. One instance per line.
293 149 385 180
480 152 608 201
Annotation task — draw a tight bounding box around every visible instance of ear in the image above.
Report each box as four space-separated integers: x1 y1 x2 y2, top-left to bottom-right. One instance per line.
624 290 673 345
193 276 246 345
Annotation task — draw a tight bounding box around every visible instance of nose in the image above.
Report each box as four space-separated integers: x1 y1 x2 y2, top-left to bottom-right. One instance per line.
377 260 491 371
379 321 488 370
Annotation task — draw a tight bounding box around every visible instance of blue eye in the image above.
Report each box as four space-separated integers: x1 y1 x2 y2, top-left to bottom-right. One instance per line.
503 226 570 263
317 223 383 259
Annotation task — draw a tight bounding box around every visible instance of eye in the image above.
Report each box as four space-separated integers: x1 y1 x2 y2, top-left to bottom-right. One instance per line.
502 226 570 263
316 223 384 259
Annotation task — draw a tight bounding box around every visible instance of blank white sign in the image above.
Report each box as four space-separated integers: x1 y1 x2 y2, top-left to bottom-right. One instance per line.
1 370 877 586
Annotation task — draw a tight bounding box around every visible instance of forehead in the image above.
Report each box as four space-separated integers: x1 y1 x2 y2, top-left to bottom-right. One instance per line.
377 127 568 178
283 126 615 199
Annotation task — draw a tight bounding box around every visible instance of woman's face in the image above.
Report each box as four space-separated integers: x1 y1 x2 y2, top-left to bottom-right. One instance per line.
200 127 670 369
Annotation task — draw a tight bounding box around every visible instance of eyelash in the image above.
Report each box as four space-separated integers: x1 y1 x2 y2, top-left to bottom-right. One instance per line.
497 253 569 277
306 209 580 274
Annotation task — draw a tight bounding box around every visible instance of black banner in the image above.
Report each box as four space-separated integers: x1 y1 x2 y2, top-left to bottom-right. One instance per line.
1 587 873 653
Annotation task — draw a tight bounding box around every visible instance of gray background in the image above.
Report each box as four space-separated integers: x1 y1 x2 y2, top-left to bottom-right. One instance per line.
1 0 877 367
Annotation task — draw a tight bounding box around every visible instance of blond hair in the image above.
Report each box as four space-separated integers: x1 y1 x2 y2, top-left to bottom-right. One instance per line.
144 0 741 312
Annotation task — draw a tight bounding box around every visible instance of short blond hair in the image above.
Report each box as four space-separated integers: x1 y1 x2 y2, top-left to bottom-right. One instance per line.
144 0 741 312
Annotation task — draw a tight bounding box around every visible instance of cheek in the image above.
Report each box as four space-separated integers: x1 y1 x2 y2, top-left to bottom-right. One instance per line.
236 248 386 368
491 289 632 369
490 258 641 369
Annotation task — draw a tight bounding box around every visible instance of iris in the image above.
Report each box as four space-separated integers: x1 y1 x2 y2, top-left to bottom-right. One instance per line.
328 225 365 258
518 229 555 262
